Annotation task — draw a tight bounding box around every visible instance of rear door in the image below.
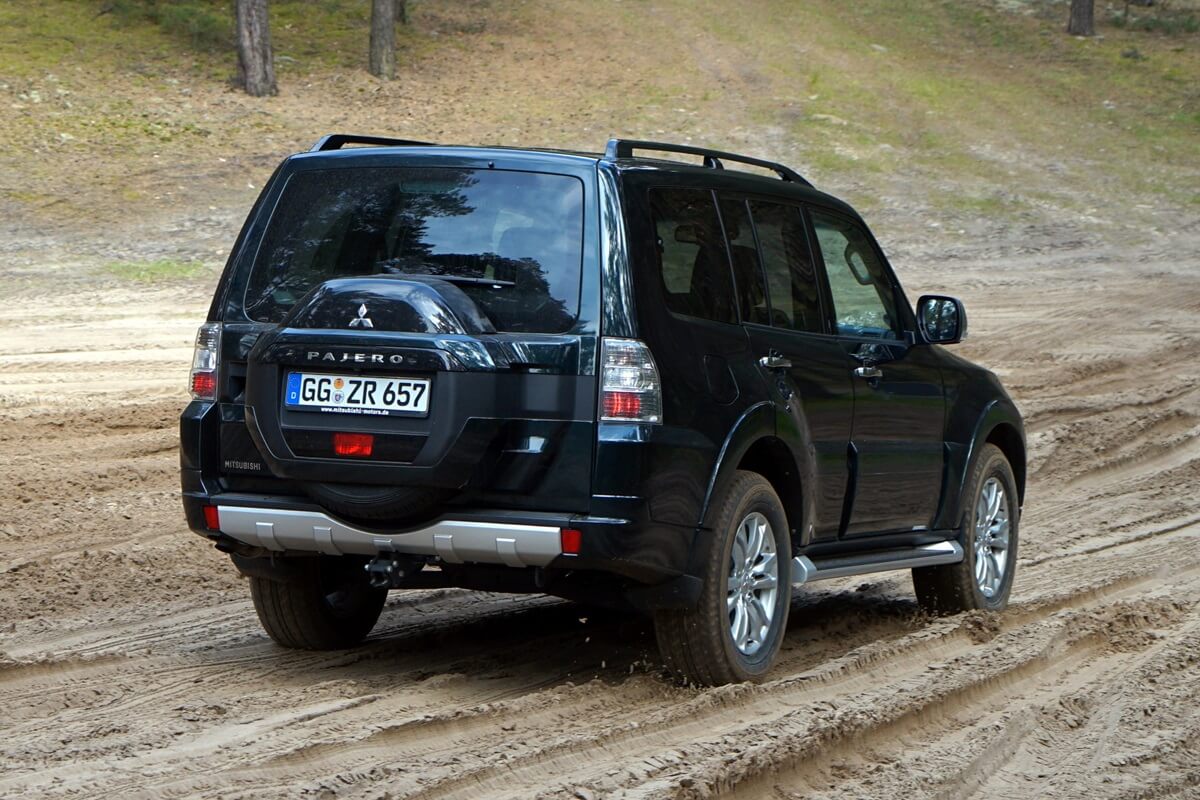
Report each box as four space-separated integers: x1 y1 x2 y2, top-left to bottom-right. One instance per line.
807 207 946 536
230 156 601 513
720 195 853 541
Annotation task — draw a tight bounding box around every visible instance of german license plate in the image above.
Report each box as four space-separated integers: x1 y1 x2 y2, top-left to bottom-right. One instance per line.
285 373 430 417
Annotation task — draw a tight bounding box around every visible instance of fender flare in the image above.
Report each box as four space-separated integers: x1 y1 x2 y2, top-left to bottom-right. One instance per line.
697 401 777 531
941 398 1026 530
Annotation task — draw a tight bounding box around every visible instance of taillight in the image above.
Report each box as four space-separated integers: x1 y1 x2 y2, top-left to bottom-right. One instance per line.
190 322 221 401
600 338 662 424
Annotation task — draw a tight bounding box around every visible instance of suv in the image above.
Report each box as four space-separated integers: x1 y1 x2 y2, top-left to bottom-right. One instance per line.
181 136 1025 685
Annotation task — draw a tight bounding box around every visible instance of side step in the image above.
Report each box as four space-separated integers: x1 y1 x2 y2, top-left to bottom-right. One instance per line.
792 541 963 586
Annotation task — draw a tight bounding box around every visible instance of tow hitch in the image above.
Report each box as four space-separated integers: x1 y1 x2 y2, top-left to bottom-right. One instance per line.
364 554 423 589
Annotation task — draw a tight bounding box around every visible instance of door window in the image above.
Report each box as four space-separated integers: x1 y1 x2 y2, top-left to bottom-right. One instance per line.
748 200 823 334
810 210 900 339
648 188 736 324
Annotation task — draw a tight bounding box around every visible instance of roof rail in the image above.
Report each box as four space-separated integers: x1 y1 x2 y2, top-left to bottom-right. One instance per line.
603 138 811 186
310 134 434 152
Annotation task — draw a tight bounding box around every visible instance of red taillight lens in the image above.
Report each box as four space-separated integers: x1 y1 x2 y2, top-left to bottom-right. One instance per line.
602 391 642 419
191 371 217 399
333 432 374 457
202 505 220 531
560 527 582 555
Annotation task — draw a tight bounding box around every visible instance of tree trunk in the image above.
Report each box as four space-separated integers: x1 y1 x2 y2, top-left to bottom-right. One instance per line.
1067 0 1095 35
369 0 397 79
397 0 409 25
235 0 277 96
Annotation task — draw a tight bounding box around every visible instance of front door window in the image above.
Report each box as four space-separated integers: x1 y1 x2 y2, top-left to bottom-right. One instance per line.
810 210 900 340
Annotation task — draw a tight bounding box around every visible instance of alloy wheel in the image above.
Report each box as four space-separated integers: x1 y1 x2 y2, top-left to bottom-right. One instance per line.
727 512 779 655
973 477 1011 598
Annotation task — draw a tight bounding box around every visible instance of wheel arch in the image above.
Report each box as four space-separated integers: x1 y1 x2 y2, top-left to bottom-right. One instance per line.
985 421 1026 507
941 398 1026 530
735 437 804 552
699 402 808 551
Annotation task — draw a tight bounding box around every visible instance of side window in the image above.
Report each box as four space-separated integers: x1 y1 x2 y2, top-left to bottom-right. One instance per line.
648 188 736 324
810 210 900 339
718 197 770 326
748 200 823 334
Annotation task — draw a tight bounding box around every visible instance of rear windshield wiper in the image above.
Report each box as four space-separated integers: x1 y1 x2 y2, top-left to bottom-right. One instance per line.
386 269 515 289
430 275 515 289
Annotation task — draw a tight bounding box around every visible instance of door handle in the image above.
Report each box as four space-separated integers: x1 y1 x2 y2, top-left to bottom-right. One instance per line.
759 355 792 369
854 365 882 380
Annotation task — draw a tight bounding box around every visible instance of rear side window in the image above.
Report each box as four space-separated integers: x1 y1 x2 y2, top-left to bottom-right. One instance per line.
718 197 770 326
648 188 736 325
242 167 584 333
810 209 900 339
747 200 823 334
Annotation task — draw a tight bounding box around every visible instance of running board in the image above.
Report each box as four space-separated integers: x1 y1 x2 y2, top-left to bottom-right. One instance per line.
792 541 963 586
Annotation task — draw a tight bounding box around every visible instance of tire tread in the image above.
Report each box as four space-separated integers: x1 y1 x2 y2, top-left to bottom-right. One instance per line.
655 471 790 685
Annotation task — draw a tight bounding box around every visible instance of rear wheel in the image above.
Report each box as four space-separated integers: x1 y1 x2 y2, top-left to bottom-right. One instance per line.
913 443 1019 615
654 471 791 685
249 556 387 649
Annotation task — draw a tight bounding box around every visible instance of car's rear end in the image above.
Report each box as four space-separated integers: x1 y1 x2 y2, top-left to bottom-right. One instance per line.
180 141 680 617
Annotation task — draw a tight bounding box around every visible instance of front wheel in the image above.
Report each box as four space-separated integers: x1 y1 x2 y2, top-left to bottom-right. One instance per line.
249 556 387 649
913 443 1019 615
654 471 792 685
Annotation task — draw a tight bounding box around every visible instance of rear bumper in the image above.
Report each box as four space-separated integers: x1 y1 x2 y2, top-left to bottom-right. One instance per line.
217 504 562 568
184 490 697 585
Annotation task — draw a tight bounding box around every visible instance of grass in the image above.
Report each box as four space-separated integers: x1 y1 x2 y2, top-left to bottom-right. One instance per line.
0 0 1195 242
104 259 207 282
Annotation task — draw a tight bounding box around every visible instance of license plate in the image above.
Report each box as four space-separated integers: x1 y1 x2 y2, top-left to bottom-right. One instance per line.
285 373 430 417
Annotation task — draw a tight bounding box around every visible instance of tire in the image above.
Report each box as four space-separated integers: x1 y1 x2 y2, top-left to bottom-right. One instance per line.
302 482 452 524
249 556 387 649
654 471 792 685
913 443 1019 615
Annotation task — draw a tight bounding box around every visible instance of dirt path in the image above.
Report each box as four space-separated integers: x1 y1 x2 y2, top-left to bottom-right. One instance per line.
1 232 1198 799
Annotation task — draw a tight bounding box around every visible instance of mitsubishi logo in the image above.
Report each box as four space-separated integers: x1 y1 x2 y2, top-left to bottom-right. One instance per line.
348 304 374 329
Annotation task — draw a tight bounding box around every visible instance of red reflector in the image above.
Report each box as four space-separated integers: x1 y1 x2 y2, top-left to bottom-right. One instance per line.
333 432 374 457
202 505 220 531
603 391 642 419
191 371 217 399
561 527 582 555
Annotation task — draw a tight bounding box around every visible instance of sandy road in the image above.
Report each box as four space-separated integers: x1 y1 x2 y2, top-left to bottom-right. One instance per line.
1 233 1198 799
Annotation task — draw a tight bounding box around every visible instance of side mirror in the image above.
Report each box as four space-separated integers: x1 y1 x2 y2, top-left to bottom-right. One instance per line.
917 295 967 344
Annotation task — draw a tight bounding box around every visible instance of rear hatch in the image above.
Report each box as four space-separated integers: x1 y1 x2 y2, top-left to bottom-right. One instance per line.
218 151 601 518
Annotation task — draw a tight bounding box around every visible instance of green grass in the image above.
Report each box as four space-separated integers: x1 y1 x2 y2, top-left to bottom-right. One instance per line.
0 0 1195 240
104 259 206 282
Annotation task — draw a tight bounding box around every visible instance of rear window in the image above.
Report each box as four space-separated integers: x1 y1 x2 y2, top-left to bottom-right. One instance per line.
242 166 584 333
647 187 736 325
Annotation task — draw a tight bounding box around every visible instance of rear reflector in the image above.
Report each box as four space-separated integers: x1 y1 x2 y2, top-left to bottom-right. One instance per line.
202 505 220 531
333 432 374 457
560 527 582 555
